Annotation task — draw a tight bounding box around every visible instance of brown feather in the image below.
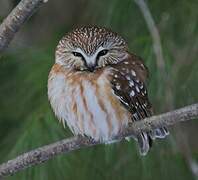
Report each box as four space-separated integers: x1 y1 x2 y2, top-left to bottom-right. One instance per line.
110 53 152 121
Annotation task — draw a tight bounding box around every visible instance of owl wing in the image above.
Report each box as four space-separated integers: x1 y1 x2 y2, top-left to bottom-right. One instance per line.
110 53 168 155
110 53 152 120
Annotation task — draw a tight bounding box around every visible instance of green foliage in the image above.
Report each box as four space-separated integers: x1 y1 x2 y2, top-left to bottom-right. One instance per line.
0 0 197 179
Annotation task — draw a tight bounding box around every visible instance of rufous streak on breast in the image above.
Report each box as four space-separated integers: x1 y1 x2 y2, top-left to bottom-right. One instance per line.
48 63 131 141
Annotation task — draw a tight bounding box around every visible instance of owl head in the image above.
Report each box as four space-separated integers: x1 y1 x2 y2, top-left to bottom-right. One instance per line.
55 26 129 72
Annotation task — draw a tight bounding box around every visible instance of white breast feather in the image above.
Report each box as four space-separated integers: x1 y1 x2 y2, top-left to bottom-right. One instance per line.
48 70 129 142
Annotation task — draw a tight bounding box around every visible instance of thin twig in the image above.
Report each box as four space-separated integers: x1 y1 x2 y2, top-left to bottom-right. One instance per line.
0 103 197 178
134 1 198 177
134 0 165 73
0 0 48 53
134 0 174 111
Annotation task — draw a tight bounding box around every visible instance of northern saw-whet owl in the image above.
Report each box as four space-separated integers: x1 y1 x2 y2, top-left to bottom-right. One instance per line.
48 26 169 155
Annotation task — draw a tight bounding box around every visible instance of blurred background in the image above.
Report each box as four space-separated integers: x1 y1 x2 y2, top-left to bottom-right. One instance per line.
0 0 198 179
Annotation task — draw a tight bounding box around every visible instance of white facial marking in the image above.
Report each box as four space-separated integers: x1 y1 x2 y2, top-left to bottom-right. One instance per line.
55 56 68 65
75 46 107 66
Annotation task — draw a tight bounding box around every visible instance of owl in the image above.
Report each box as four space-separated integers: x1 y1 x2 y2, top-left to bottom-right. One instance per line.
48 26 169 155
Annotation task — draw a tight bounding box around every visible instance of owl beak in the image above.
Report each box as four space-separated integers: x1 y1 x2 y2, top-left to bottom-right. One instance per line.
86 63 96 72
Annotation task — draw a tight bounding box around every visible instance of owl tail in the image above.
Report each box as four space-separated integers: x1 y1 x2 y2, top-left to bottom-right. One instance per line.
136 127 169 156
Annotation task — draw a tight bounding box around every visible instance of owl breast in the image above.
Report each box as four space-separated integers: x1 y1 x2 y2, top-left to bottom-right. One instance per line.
48 64 130 141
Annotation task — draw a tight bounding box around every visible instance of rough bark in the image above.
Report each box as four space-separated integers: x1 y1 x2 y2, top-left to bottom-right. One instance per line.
0 0 48 52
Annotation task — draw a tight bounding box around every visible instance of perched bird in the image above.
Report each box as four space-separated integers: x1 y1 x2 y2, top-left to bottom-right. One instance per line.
48 26 169 155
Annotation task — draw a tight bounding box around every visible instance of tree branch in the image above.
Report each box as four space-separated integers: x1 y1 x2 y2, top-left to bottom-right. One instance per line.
0 0 48 53
0 103 197 178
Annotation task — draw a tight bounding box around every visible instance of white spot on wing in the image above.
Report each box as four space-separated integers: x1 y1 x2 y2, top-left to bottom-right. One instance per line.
135 79 140 83
130 90 135 97
135 86 140 93
126 75 131 80
129 80 134 87
116 84 121 90
140 84 144 89
131 70 136 77
140 64 145 69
